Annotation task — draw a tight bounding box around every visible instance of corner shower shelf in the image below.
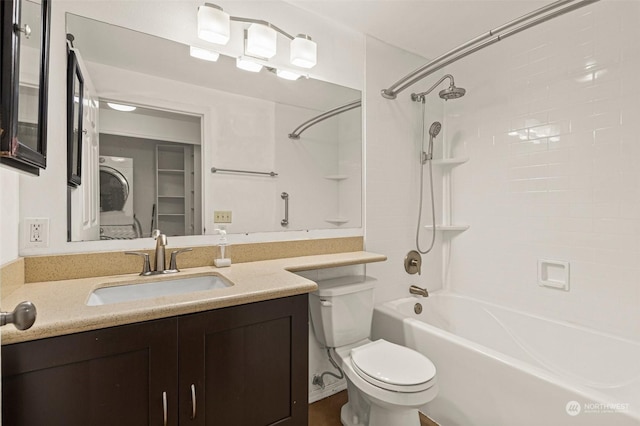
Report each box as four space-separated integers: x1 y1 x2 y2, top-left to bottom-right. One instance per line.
424 225 470 232
324 174 349 181
325 218 349 225
432 157 469 167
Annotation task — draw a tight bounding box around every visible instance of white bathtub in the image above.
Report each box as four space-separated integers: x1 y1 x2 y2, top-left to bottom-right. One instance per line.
372 292 640 426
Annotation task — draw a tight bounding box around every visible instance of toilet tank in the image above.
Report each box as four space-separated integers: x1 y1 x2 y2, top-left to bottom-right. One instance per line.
309 276 377 348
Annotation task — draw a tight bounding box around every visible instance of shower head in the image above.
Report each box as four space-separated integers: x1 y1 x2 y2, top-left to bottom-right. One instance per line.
439 84 466 100
423 121 442 163
411 74 466 102
429 121 442 138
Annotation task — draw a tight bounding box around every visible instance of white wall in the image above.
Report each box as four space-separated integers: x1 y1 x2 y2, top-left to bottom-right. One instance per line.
364 37 445 304
0 168 20 266
444 1 640 340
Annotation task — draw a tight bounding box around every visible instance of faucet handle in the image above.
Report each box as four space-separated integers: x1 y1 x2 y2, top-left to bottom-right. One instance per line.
169 248 193 271
125 251 151 275
404 250 422 275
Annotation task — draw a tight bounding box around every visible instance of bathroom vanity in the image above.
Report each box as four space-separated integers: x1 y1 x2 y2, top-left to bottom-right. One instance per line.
1 251 386 426
3 295 307 426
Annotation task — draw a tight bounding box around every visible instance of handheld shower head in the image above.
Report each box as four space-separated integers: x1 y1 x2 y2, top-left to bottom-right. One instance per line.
429 121 442 138
424 121 442 163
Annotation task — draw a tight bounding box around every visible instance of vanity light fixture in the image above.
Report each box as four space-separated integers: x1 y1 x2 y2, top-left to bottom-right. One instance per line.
196 3 317 69
246 23 277 59
236 57 263 73
290 34 317 69
197 3 230 45
107 102 137 112
190 46 220 62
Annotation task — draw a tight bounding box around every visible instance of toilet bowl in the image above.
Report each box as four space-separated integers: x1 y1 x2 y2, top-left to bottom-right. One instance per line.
335 339 438 426
308 276 439 426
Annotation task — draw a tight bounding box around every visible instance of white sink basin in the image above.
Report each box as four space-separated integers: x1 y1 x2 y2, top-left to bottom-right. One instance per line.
87 275 232 306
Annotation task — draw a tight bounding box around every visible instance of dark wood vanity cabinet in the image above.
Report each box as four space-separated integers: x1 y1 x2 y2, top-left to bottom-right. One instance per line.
2 295 309 426
2 317 178 426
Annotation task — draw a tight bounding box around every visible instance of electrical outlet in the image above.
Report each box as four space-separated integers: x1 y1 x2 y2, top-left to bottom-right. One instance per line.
30 223 43 242
24 218 49 248
214 211 232 223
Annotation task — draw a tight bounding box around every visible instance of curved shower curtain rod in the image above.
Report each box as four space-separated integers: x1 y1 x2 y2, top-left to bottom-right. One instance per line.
288 99 362 140
381 0 599 100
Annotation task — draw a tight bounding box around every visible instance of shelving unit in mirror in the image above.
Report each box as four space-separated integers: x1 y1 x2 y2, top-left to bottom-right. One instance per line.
156 145 195 236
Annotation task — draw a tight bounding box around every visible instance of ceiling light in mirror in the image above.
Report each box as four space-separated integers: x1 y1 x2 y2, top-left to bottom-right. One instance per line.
246 24 277 59
290 34 317 69
197 3 230 45
190 46 220 62
236 57 263 72
107 102 137 112
276 69 302 81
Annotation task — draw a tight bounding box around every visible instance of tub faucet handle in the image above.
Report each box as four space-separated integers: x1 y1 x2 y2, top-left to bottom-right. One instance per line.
404 250 422 275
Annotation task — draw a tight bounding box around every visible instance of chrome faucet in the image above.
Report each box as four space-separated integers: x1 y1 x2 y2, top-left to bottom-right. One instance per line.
409 285 429 297
152 229 168 273
126 229 193 276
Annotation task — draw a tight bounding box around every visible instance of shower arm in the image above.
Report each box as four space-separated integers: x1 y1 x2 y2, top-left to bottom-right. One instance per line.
411 74 454 102
288 100 361 140
380 0 599 99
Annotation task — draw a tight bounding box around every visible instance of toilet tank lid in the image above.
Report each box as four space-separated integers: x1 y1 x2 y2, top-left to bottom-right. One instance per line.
312 275 377 297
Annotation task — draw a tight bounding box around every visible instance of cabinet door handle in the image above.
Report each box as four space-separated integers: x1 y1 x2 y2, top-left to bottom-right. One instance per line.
190 384 197 420
162 391 168 426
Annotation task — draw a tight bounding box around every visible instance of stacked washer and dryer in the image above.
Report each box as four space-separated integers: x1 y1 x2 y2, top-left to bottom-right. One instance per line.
98 156 141 239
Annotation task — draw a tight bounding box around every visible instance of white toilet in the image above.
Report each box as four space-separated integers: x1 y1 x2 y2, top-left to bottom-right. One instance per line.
309 276 438 426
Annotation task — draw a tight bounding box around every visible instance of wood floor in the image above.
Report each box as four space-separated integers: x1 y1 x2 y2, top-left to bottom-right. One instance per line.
309 391 438 426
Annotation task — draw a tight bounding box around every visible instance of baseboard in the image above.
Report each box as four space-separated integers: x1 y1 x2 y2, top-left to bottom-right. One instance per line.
308 380 347 404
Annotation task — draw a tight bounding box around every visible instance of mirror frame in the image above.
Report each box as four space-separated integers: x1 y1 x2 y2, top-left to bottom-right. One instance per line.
66 49 83 187
0 0 51 175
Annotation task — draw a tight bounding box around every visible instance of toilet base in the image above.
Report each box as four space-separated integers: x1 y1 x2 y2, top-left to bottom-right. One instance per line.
339 378 423 426
340 401 421 426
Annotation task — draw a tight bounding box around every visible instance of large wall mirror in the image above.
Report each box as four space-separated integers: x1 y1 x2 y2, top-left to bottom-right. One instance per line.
66 13 362 242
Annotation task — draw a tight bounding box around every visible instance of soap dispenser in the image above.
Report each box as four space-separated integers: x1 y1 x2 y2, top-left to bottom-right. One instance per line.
214 227 231 267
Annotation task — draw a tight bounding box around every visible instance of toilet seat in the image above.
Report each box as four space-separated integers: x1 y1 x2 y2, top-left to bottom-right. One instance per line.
350 339 436 393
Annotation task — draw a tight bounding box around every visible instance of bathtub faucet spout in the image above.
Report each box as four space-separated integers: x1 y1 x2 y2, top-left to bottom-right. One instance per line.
409 285 429 297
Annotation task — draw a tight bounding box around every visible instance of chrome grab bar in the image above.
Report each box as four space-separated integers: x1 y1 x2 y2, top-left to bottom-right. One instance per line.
211 167 278 177
281 192 289 227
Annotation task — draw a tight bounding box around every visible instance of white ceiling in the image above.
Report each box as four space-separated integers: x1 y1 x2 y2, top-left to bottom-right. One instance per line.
288 0 548 60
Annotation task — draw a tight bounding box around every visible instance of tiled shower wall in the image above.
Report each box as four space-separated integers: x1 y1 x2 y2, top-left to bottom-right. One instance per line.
445 1 640 339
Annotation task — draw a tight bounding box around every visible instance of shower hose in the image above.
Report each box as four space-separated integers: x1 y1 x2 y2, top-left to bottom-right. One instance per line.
416 100 437 255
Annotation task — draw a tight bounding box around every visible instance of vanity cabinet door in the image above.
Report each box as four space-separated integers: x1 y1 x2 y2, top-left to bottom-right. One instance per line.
2 317 179 426
178 294 308 426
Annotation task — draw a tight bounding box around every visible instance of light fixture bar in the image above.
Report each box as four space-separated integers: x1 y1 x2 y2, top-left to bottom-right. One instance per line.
230 17 294 40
